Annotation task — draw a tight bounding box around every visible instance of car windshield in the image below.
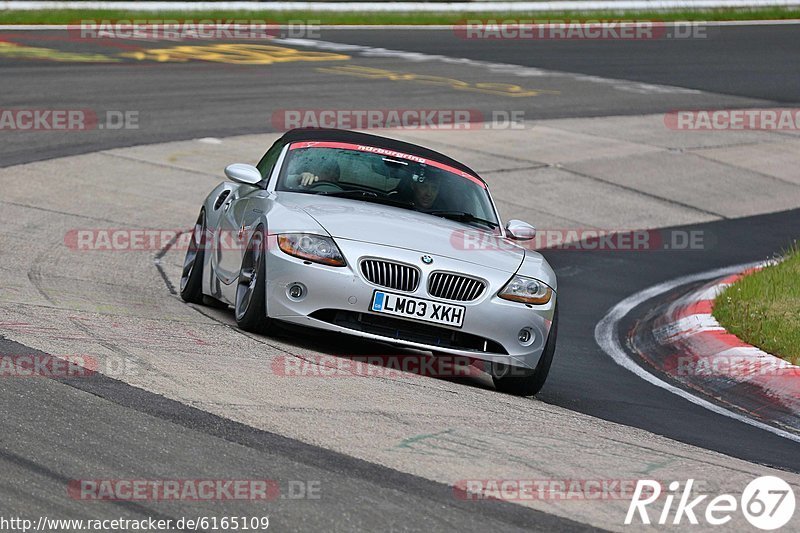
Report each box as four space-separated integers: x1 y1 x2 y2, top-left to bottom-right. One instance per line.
276 141 499 229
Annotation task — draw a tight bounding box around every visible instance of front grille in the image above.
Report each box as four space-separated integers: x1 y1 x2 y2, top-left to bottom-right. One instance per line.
360 259 420 292
428 272 486 302
309 309 508 354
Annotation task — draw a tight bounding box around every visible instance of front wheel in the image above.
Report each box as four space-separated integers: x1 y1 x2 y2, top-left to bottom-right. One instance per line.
492 306 558 396
235 226 273 334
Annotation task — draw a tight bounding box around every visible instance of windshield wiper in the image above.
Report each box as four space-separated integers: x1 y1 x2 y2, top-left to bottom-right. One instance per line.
320 189 416 209
426 210 500 229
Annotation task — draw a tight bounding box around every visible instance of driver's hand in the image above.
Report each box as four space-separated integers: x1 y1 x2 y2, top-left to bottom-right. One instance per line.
299 172 319 187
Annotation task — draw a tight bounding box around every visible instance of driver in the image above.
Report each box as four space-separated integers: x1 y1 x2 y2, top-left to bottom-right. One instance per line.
409 172 443 210
289 159 341 188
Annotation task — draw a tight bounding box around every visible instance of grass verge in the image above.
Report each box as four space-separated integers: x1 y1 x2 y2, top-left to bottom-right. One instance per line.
1 8 800 25
713 245 800 365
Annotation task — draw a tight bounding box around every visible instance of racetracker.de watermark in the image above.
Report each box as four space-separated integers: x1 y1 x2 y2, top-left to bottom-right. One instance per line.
64 228 260 252
454 479 657 501
272 109 526 130
64 228 711 252
451 228 710 252
0 355 96 378
674 355 800 377
0 354 141 379
72 19 321 41
665 108 800 130
0 109 139 131
454 20 709 40
68 479 321 501
271 354 483 378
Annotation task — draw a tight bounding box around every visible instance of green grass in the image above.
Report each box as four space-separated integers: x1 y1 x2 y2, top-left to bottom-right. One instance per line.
713 245 800 366
1 8 800 25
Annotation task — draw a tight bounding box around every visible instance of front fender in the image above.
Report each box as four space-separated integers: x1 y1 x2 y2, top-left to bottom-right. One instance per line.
515 250 557 294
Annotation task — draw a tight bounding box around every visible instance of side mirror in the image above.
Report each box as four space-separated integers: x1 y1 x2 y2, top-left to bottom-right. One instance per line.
505 219 536 241
224 163 262 186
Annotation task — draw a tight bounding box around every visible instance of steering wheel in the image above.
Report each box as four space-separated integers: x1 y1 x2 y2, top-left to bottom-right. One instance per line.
305 181 344 192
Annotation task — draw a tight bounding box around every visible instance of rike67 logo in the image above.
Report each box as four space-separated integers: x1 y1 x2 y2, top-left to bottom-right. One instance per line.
626 476 795 530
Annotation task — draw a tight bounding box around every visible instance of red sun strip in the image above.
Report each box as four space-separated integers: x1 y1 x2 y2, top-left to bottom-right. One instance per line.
289 141 485 188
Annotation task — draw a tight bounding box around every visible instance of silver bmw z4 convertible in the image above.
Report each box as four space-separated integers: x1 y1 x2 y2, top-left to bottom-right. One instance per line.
180 128 558 395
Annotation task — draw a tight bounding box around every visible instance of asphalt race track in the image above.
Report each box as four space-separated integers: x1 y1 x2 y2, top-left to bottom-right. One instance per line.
3 25 796 166
1 24 799 531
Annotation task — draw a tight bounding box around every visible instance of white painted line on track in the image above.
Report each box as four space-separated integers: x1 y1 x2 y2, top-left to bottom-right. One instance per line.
2 1 800 12
594 261 800 444
271 36 701 94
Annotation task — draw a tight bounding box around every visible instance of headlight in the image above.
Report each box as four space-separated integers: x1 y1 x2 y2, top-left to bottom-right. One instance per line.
498 275 553 304
277 233 346 267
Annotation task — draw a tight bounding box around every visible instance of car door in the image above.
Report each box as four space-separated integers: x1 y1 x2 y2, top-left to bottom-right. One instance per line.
213 185 255 286
213 140 285 290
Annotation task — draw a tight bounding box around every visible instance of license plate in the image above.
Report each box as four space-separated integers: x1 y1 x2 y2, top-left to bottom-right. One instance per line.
370 291 465 328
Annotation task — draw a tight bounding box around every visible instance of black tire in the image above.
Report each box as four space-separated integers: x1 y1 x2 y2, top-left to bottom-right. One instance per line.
179 210 207 304
492 306 558 396
234 226 273 334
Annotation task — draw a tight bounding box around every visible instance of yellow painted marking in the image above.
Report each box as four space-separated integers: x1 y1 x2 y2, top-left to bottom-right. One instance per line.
0 41 120 63
120 44 350 65
317 65 558 97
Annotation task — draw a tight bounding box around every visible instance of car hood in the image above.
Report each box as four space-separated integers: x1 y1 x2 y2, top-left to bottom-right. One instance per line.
277 192 525 273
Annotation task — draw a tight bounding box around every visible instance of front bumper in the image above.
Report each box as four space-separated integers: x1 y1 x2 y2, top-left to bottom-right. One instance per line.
264 236 556 370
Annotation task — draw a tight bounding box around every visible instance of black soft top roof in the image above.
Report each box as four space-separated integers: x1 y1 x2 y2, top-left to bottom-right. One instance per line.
278 128 484 183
